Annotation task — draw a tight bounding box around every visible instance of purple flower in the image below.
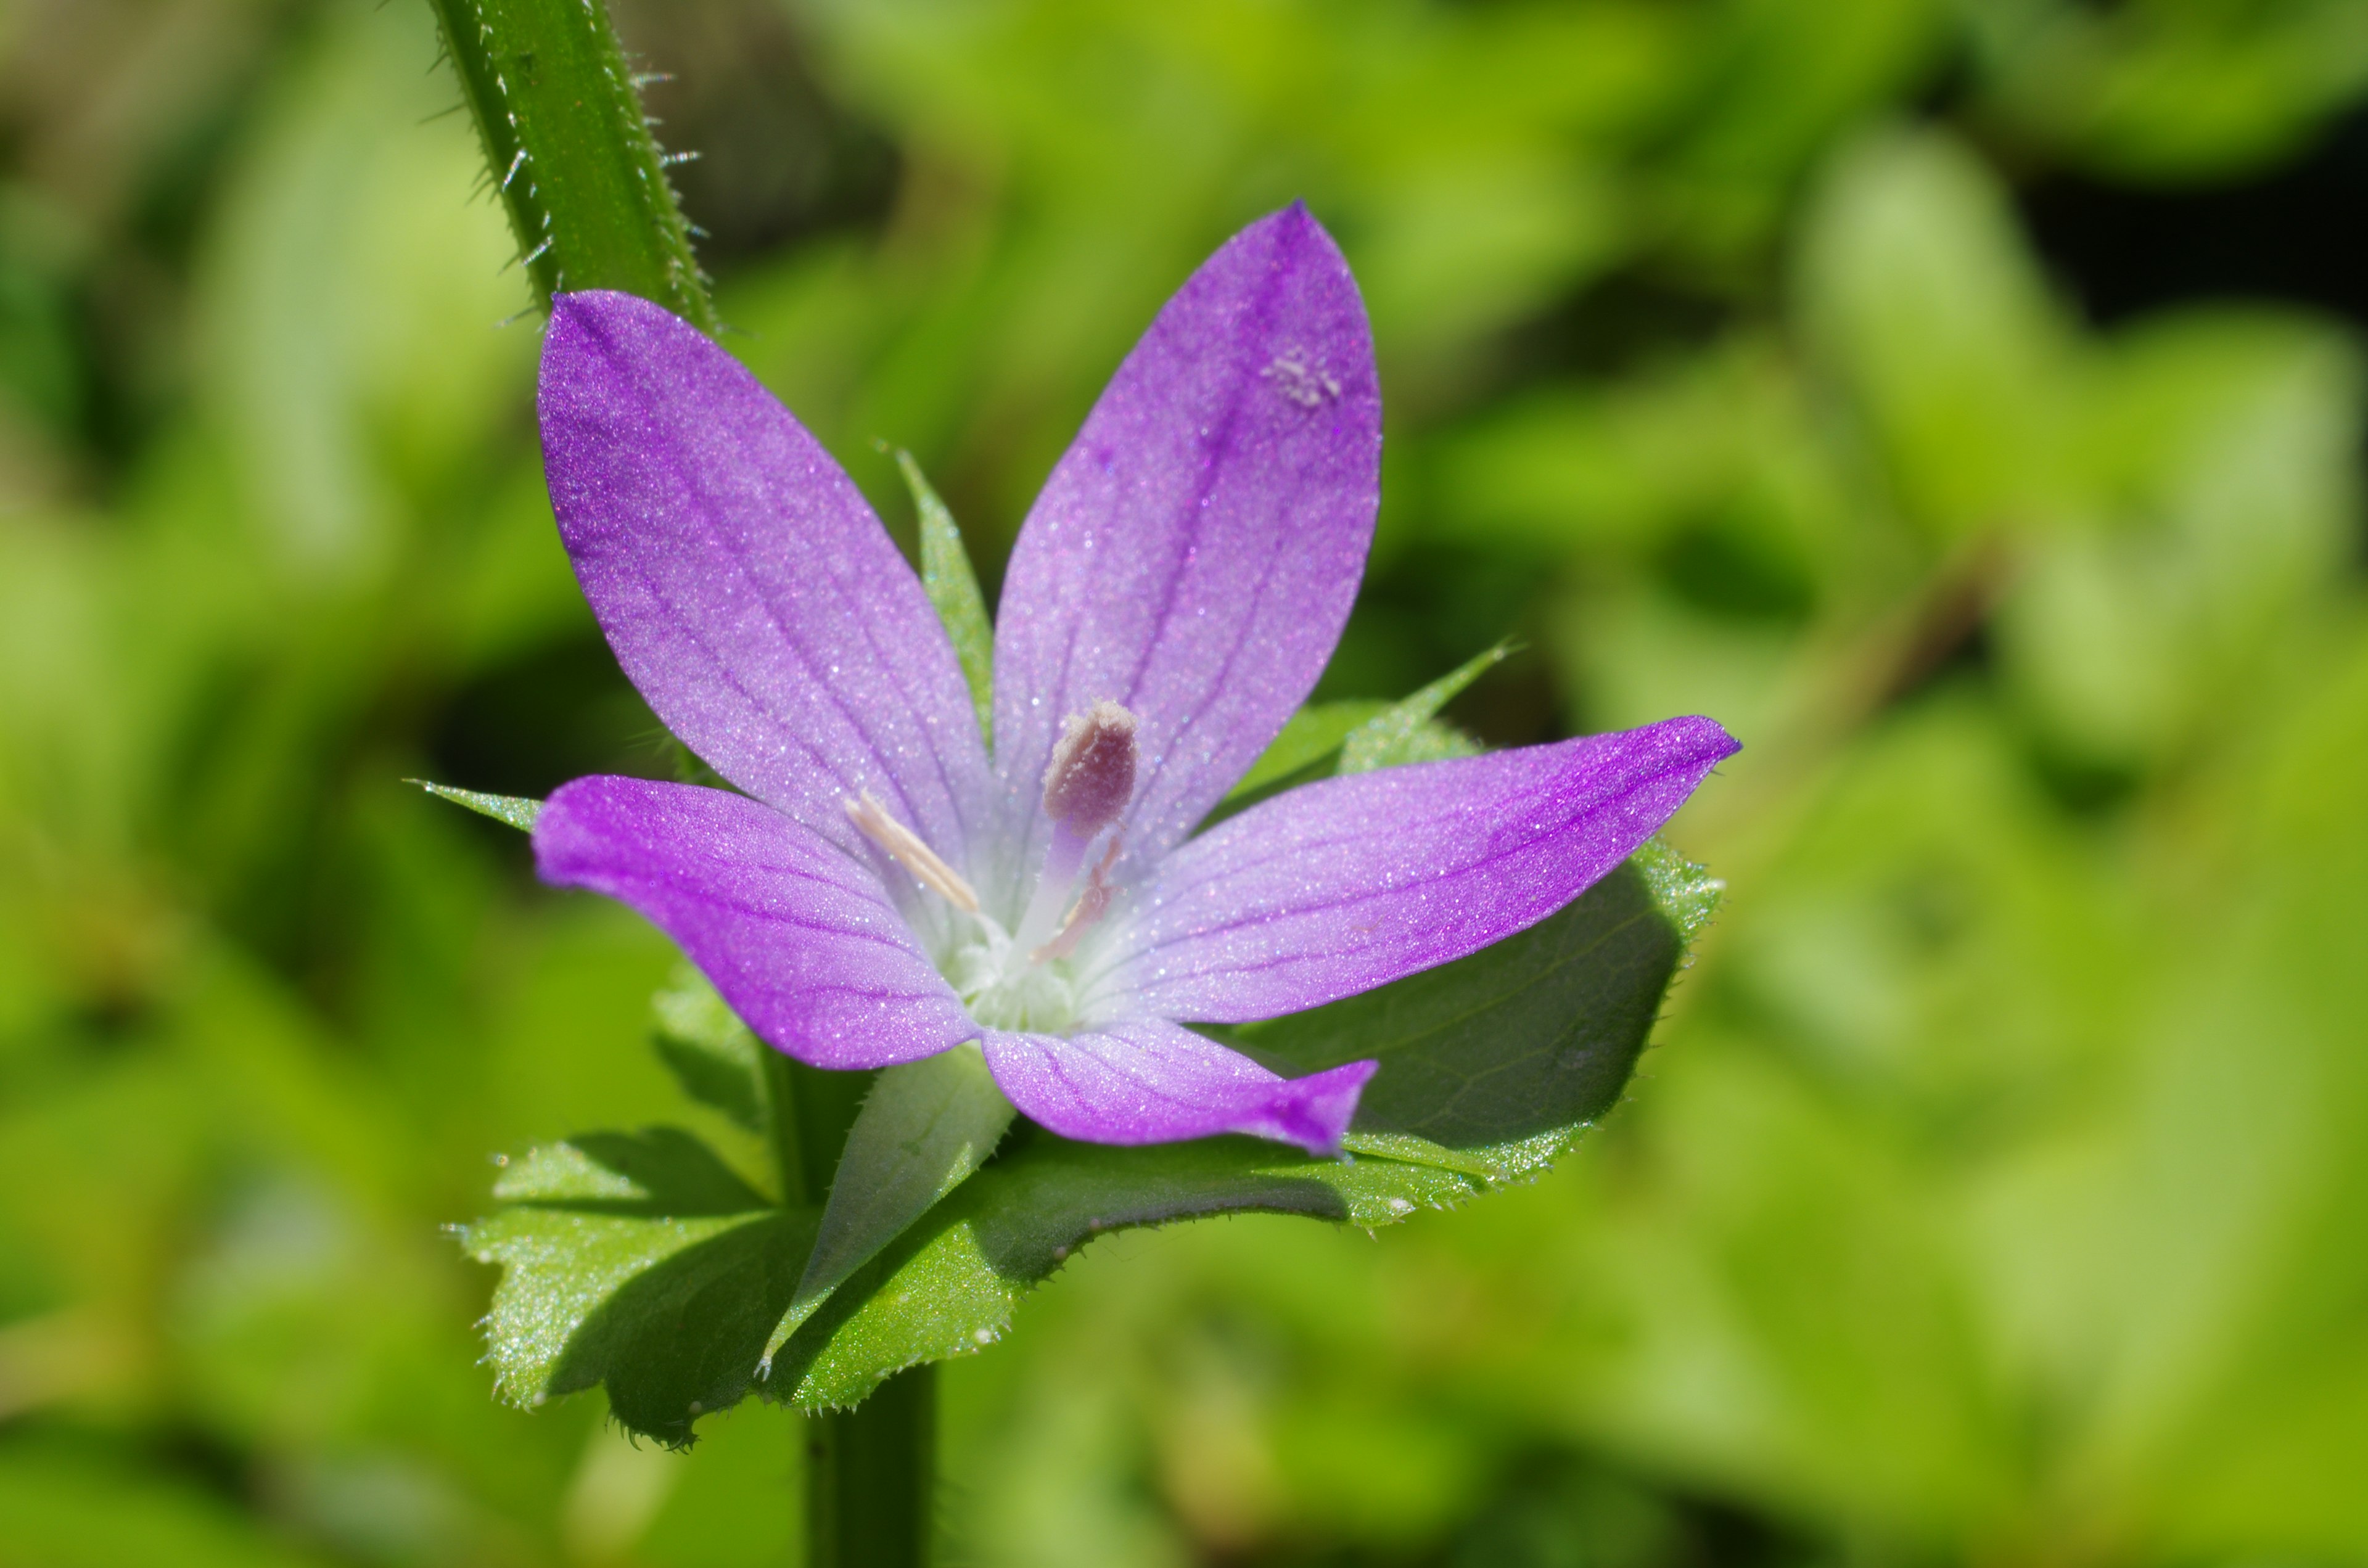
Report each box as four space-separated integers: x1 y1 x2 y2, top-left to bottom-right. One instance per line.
529 205 1737 1157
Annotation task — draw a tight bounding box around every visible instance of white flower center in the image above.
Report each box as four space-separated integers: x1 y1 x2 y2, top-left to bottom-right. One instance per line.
845 699 1141 1037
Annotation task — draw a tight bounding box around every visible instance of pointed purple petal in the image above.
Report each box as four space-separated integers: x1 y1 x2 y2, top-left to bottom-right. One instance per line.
540 292 990 868
981 1018 1375 1155
534 776 977 1070
991 205 1380 880
1099 716 1738 1022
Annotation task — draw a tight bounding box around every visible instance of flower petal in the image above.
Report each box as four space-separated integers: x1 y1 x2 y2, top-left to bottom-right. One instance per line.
980 1018 1375 1155
535 776 977 1070
990 205 1380 885
1097 716 1738 1022
540 292 990 869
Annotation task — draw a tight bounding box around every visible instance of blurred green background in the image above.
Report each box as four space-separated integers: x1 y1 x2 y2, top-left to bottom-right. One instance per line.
5 0 2368 1563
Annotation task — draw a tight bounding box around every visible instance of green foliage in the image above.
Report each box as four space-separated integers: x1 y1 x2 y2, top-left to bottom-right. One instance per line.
5 0 2367 1560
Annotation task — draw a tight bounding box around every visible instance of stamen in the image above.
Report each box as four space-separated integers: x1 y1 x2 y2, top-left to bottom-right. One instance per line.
1030 838 1121 963
1041 699 1138 839
845 792 980 913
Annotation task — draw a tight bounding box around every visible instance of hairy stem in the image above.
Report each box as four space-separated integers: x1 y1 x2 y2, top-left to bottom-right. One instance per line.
422 0 720 332
805 1366 937 1568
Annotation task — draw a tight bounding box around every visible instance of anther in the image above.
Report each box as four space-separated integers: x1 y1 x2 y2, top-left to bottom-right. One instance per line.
845 792 980 913
1042 700 1138 837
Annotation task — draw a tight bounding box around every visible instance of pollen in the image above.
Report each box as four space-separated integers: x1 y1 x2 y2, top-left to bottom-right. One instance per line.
1041 699 1138 837
845 791 980 912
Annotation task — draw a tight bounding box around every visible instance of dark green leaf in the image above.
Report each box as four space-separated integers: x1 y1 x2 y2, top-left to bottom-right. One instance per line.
765 1128 1486 1409
1236 838 1719 1178
460 1127 813 1448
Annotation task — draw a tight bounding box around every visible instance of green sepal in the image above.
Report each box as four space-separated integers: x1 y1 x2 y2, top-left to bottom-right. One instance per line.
783 1043 1015 1345
1337 641 1511 773
898 450 995 749
413 780 543 831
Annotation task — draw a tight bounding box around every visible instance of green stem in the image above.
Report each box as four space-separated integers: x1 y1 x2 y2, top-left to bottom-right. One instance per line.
758 1050 808 1207
805 1366 937 1568
422 0 720 332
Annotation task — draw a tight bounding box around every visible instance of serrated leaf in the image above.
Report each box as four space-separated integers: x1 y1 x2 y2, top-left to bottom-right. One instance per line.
1235 837 1717 1178
650 964 767 1133
412 779 542 830
899 450 994 747
781 1043 1014 1344
765 1128 1486 1410
461 1128 815 1447
1337 642 1510 773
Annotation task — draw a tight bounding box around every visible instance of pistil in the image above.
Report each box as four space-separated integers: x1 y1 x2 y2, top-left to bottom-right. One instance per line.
1010 699 1140 967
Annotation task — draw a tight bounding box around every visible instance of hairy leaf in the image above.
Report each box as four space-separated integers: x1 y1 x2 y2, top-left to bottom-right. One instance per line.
459 1128 813 1447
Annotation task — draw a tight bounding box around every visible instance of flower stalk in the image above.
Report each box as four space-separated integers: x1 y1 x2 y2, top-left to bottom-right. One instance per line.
804 1367 937 1568
423 0 720 333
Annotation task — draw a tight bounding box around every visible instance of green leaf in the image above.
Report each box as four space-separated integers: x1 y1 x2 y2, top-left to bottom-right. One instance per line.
765 1128 1488 1410
411 780 541 831
423 0 718 331
650 964 767 1134
784 1043 1015 1339
898 450 994 748
460 1128 814 1448
1338 642 1511 773
1237 837 1719 1178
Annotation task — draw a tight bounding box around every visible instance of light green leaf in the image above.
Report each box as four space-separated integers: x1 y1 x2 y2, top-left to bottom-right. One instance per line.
411 780 541 831
781 1043 1015 1345
1338 643 1510 773
899 450 994 747
649 964 767 1134
459 1128 815 1448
